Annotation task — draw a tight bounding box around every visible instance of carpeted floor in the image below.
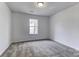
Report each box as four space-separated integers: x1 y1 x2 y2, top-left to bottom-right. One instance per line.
1 40 79 57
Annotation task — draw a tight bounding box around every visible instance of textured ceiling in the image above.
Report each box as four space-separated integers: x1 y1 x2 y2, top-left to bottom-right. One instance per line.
6 2 78 16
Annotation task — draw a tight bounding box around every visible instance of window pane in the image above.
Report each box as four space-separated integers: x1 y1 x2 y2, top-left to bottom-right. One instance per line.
35 27 38 34
29 27 34 34
34 20 38 26
29 19 38 26
29 19 35 26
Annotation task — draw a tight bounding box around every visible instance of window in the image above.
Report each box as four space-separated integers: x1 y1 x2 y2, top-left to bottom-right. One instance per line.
29 19 38 34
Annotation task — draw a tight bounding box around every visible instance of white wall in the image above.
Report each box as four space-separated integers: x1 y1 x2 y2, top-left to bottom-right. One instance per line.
12 12 49 42
0 3 11 55
50 3 79 50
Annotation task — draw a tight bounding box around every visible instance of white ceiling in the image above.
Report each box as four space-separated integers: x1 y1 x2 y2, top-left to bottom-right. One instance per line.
6 2 78 16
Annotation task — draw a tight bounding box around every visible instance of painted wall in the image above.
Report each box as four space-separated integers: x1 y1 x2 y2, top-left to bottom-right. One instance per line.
11 12 49 42
0 3 11 55
50 3 79 50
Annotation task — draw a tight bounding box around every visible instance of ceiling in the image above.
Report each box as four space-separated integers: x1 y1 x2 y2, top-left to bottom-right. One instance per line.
6 2 78 16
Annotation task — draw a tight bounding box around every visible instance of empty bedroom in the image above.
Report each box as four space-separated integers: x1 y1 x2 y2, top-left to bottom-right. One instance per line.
0 2 79 57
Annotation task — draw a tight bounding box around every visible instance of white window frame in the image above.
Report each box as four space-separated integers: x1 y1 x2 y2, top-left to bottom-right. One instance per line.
29 18 38 34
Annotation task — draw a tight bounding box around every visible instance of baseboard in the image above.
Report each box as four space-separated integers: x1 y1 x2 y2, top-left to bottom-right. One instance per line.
12 39 51 44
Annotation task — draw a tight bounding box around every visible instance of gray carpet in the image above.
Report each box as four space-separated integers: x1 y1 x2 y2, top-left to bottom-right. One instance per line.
1 40 79 57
